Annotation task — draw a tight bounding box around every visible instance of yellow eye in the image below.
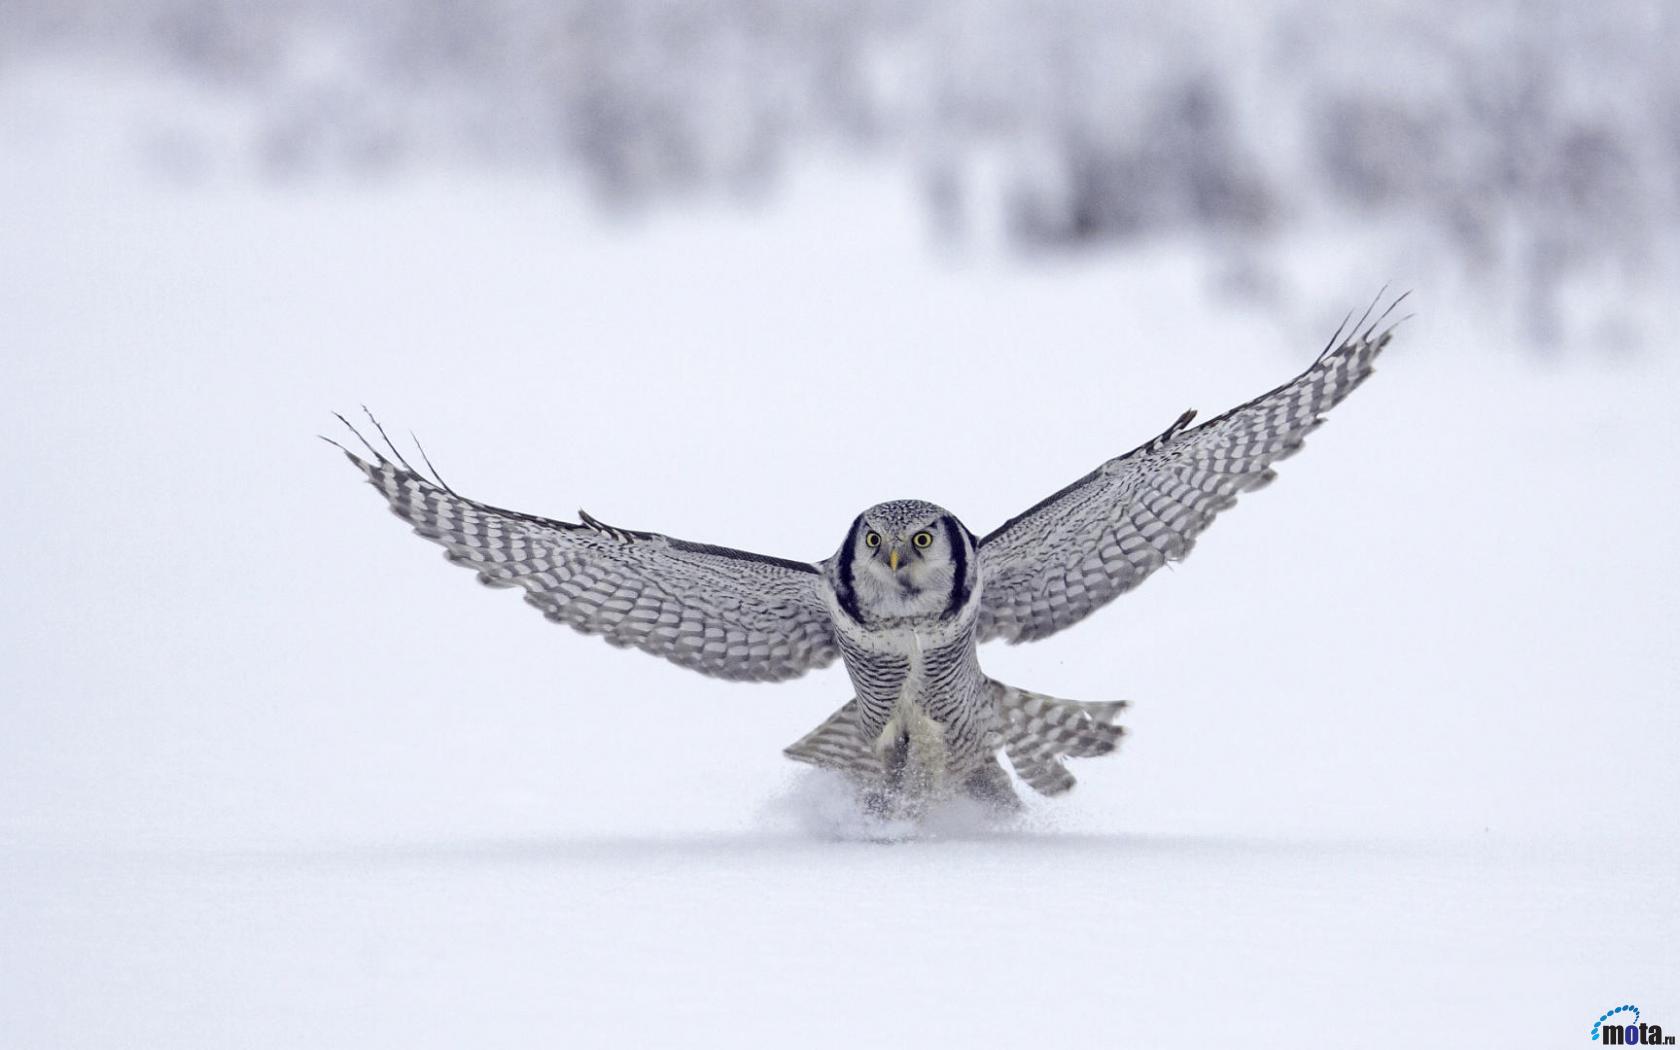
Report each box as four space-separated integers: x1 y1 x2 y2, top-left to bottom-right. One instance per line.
912 531 933 549
864 531 881 548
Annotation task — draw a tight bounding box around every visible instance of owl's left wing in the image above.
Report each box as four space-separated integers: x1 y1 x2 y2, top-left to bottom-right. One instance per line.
330 419 839 682
975 301 1400 644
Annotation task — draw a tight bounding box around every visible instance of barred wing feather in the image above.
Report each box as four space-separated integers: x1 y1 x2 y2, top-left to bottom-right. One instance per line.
332 423 839 682
976 302 1401 644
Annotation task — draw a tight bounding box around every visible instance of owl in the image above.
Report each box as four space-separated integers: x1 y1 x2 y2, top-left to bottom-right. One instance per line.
329 300 1401 815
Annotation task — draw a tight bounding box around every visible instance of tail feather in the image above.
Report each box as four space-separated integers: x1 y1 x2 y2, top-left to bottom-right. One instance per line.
782 685 1127 799
996 683 1127 796
782 699 882 778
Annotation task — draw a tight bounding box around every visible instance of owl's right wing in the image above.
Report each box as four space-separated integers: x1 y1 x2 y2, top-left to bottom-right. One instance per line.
975 300 1401 644
330 418 839 682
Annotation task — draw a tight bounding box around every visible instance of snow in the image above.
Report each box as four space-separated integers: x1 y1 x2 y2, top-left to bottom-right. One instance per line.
2 69 1677 1048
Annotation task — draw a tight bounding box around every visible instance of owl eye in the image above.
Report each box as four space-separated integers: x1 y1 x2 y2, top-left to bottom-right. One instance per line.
864 531 881 548
912 530 933 549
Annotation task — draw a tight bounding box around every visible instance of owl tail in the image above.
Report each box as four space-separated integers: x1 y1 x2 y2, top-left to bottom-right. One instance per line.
781 687 1126 798
782 699 883 779
991 682 1127 797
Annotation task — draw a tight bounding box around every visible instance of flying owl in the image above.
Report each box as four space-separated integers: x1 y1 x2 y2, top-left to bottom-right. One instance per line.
330 301 1400 815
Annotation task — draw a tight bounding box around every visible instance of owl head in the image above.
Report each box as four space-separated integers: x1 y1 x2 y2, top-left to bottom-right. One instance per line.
834 499 976 623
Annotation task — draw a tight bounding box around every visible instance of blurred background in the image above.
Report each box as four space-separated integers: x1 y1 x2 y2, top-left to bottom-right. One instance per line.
3 3 1677 1048
5 0 1678 349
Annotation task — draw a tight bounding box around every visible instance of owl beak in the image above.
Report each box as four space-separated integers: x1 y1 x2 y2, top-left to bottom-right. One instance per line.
888 547 902 572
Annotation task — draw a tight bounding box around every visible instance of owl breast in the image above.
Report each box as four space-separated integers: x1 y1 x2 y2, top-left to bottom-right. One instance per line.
829 610 992 775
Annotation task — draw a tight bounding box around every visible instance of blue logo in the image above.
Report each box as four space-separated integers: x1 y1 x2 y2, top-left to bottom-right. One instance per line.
1594 1005 1674 1045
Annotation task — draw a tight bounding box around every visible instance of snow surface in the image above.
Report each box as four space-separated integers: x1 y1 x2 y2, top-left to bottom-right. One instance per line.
2 71 1677 1048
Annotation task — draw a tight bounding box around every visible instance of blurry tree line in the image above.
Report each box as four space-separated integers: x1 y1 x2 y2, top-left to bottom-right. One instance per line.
6 0 1676 349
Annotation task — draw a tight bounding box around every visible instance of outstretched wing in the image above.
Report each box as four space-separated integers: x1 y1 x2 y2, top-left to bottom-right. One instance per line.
330 418 839 682
976 299 1402 644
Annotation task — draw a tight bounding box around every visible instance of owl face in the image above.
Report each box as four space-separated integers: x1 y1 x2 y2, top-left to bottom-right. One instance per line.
836 499 975 623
